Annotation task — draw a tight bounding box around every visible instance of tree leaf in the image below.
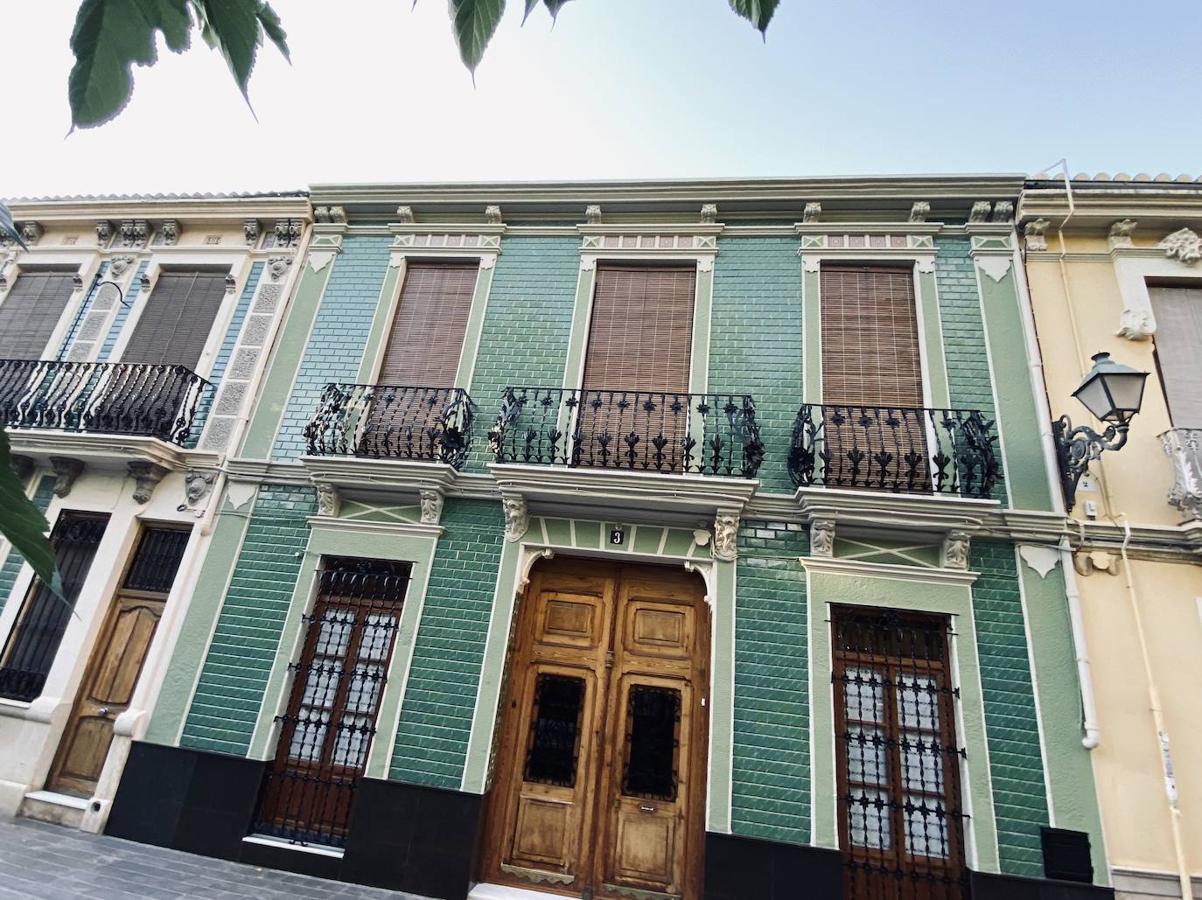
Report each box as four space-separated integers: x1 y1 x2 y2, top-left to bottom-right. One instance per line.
522 0 539 24
728 0 779 35
543 0 572 20
0 430 60 597
68 0 194 130
191 0 262 103
449 0 506 73
256 2 290 61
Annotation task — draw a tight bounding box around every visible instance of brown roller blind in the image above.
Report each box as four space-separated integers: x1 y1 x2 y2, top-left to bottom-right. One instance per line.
0 270 76 359
122 270 228 370
820 265 923 406
582 264 696 391
1150 285 1202 428
377 262 479 386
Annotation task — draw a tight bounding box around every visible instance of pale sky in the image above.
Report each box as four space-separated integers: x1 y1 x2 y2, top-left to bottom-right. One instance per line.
3 1 1200 198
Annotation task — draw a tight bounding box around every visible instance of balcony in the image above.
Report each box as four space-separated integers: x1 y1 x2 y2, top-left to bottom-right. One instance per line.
489 387 764 479
0 355 212 454
788 403 999 499
1161 428 1202 521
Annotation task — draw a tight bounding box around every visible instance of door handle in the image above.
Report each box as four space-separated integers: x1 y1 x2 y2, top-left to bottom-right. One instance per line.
97 707 111 718
638 803 657 814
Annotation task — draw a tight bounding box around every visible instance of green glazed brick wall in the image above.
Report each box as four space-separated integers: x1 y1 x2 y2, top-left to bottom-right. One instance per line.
709 237 805 494
389 498 505 787
0 476 55 616
934 238 1006 499
731 519 810 843
180 485 316 756
273 236 393 459
971 540 1049 876
465 236 580 471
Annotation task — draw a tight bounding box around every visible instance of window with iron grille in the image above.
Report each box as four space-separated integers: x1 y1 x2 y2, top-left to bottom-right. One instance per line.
0 513 109 702
832 606 969 900
252 557 410 847
0 269 77 359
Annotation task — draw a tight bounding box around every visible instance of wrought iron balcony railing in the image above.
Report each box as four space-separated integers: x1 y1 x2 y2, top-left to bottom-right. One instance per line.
0 359 210 446
788 403 999 498
488 387 764 479
304 383 476 469
1160 428 1202 521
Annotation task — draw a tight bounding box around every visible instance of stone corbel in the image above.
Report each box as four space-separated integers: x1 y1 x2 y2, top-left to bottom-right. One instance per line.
713 509 740 562
9 454 34 482
700 203 718 224
802 202 821 224
810 518 835 558
72 272 85 291
419 489 444 525
20 221 44 246
585 204 602 225
274 219 302 247
243 218 261 246
991 201 1014 223
1023 218 1050 252
908 201 930 223
50 457 85 498
518 548 554 592
160 219 180 246
485 205 503 225
941 530 971 570
139 270 153 293
503 496 529 542
396 206 415 224
1159 227 1202 265
1116 307 1155 341
1073 549 1120 577
968 201 992 223
267 256 292 282
224 273 237 294
109 255 135 277
96 220 114 246
184 469 216 507
120 219 149 248
1108 218 1137 250
128 461 168 504
315 481 341 517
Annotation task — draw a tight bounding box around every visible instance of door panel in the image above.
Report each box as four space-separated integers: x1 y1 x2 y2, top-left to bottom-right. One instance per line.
48 597 164 795
481 560 707 900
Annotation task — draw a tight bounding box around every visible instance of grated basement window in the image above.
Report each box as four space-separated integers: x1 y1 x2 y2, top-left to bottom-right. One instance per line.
832 606 969 900
252 557 410 848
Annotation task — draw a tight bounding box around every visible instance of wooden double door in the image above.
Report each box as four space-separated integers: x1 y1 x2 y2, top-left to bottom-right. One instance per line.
481 559 710 899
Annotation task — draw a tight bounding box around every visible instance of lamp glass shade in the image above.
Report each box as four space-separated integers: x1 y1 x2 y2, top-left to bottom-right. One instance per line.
1071 352 1148 425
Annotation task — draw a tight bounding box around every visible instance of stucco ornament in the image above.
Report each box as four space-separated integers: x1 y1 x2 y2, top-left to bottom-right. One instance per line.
315 482 341 517
185 470 216 506
160 219 180 245
968 201 992 223
700 203 718 224
1073 550 1119 577
243 218 261 246
396 206 415 224
1115 307 1155 341
1023 218 1050 251
585 204 602 225
50 456 85 498
1159 227 1202 265
96 220 114 245
802 202 821 224
109 255 135 277
991 200 1014 223
941 531 971 570
908 201 930 223
1108 218 1137 249
713 511 739 561
128 461 168 504
484 205 503 225
809 518 835 558
503 497 529 542
268 256 293 282
120 219 149 248
20 221 44 245
419 490 444 525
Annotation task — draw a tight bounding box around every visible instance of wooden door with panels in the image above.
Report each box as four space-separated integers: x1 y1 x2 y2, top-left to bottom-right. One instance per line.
47 525 190 797
480 559 709 900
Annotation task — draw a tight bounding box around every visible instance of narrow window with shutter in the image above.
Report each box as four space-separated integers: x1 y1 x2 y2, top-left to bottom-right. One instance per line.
0 270 77 359
577 264 696 470
376 261 479 387
121 269 228 371
1149 285 1202 428
820 265 930 489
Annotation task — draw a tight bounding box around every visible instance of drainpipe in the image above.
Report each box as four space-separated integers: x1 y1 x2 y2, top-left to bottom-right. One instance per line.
1059 536 1099 749
1113 517 1194 900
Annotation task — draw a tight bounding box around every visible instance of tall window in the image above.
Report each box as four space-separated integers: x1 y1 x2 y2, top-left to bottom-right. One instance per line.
0 513 109 702
832 606 968 900
122 269 228 370
1149 285 1202 428
253 557 409 847
377 261 478 387
0 269 77 359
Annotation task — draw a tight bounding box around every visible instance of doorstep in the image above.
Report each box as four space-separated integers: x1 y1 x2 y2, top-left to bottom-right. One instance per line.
19 790 88 828
469 884 564 900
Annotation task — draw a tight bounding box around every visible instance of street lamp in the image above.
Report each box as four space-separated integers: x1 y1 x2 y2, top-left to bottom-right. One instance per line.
1053 351 1148 510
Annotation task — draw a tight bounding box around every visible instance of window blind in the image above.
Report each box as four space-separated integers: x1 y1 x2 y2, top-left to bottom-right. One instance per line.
820 265 923 407
1150 286 1202 429
0 270 76 359
121 270 228 370
377 262 479 387
581 264 696 392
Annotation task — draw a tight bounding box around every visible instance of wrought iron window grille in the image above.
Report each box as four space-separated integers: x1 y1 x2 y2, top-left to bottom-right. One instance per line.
304 383 476 468
789 403 999 498
0 359 209 445
523 673 586 788
488 386 764 479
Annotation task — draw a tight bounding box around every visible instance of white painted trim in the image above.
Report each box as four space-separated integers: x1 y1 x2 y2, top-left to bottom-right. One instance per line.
242 834 345 858
799 555 979 585
1013 545 1056 826
1113 251 1202 338
24 790 89 810
468 883 560 900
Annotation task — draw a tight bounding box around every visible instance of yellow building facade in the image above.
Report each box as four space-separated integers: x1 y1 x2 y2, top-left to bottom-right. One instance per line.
1021 176 1202 900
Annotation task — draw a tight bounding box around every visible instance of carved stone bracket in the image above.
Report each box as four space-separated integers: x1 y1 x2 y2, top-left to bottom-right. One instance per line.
184 469 216 506
395 206 415 224
585 204 602 225
518 548 554 592
419 489 444 525
9 454 34 483
224 273 237 294
267 256 293 282
128 461 168 504
810 518 835 558
484 205 503 225
50 457 85 498
503 496 529 542
908 201 930 223
243 219 261 246
941 530 971 570
713 510 739 562
968 201 992 223
274 219 302 247
1074 549 1119 576
1108 218 1137 249
313 206 347 225
1116 307 1155 341
991 200 1014 223
96 220 114 246
700 203 718 224
315 481 341 517
109 255 135 277
160 219 180 246
1024 217 1050 251
20 221 44 246
120 219 149 248
1159 227 1202 265
802 202 821 224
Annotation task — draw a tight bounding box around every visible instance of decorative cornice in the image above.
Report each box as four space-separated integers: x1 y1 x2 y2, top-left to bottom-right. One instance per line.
800 555 979 586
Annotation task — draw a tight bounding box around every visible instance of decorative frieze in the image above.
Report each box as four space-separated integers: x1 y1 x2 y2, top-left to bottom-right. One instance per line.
1159 227 1202 265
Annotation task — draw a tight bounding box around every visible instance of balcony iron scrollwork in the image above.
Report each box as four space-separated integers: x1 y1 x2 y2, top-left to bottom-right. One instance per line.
1160 428 1202 521
304 383 476 469
0 359 210 446
788 403 999 499
488 387 764 479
